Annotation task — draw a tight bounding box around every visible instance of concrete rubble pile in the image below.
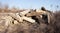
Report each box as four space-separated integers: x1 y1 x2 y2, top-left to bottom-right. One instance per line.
8 10 36 24
0 9 52 26
0 9 53 33
3 9 48 24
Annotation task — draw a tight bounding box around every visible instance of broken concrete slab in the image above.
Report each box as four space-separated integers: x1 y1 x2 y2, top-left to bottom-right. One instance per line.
19 9 31 16
22 16 36 23
8 13 23 23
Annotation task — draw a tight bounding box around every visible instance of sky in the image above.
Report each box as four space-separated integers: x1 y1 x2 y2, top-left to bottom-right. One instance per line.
0 0 60 11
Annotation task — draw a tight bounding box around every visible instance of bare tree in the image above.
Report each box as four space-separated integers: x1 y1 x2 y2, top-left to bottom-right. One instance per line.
3 4 9 12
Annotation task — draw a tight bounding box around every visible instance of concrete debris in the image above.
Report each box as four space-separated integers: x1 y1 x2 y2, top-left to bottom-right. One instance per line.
8 13 23 22
0 9 52 24
22 16 35 23
0 16 13 26
19 10 31 16
0 9 54 33
13 20 19 24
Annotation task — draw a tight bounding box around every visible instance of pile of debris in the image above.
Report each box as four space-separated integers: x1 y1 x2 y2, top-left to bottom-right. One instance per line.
5 9 53 24
0 9 55 33
0 9 54 25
